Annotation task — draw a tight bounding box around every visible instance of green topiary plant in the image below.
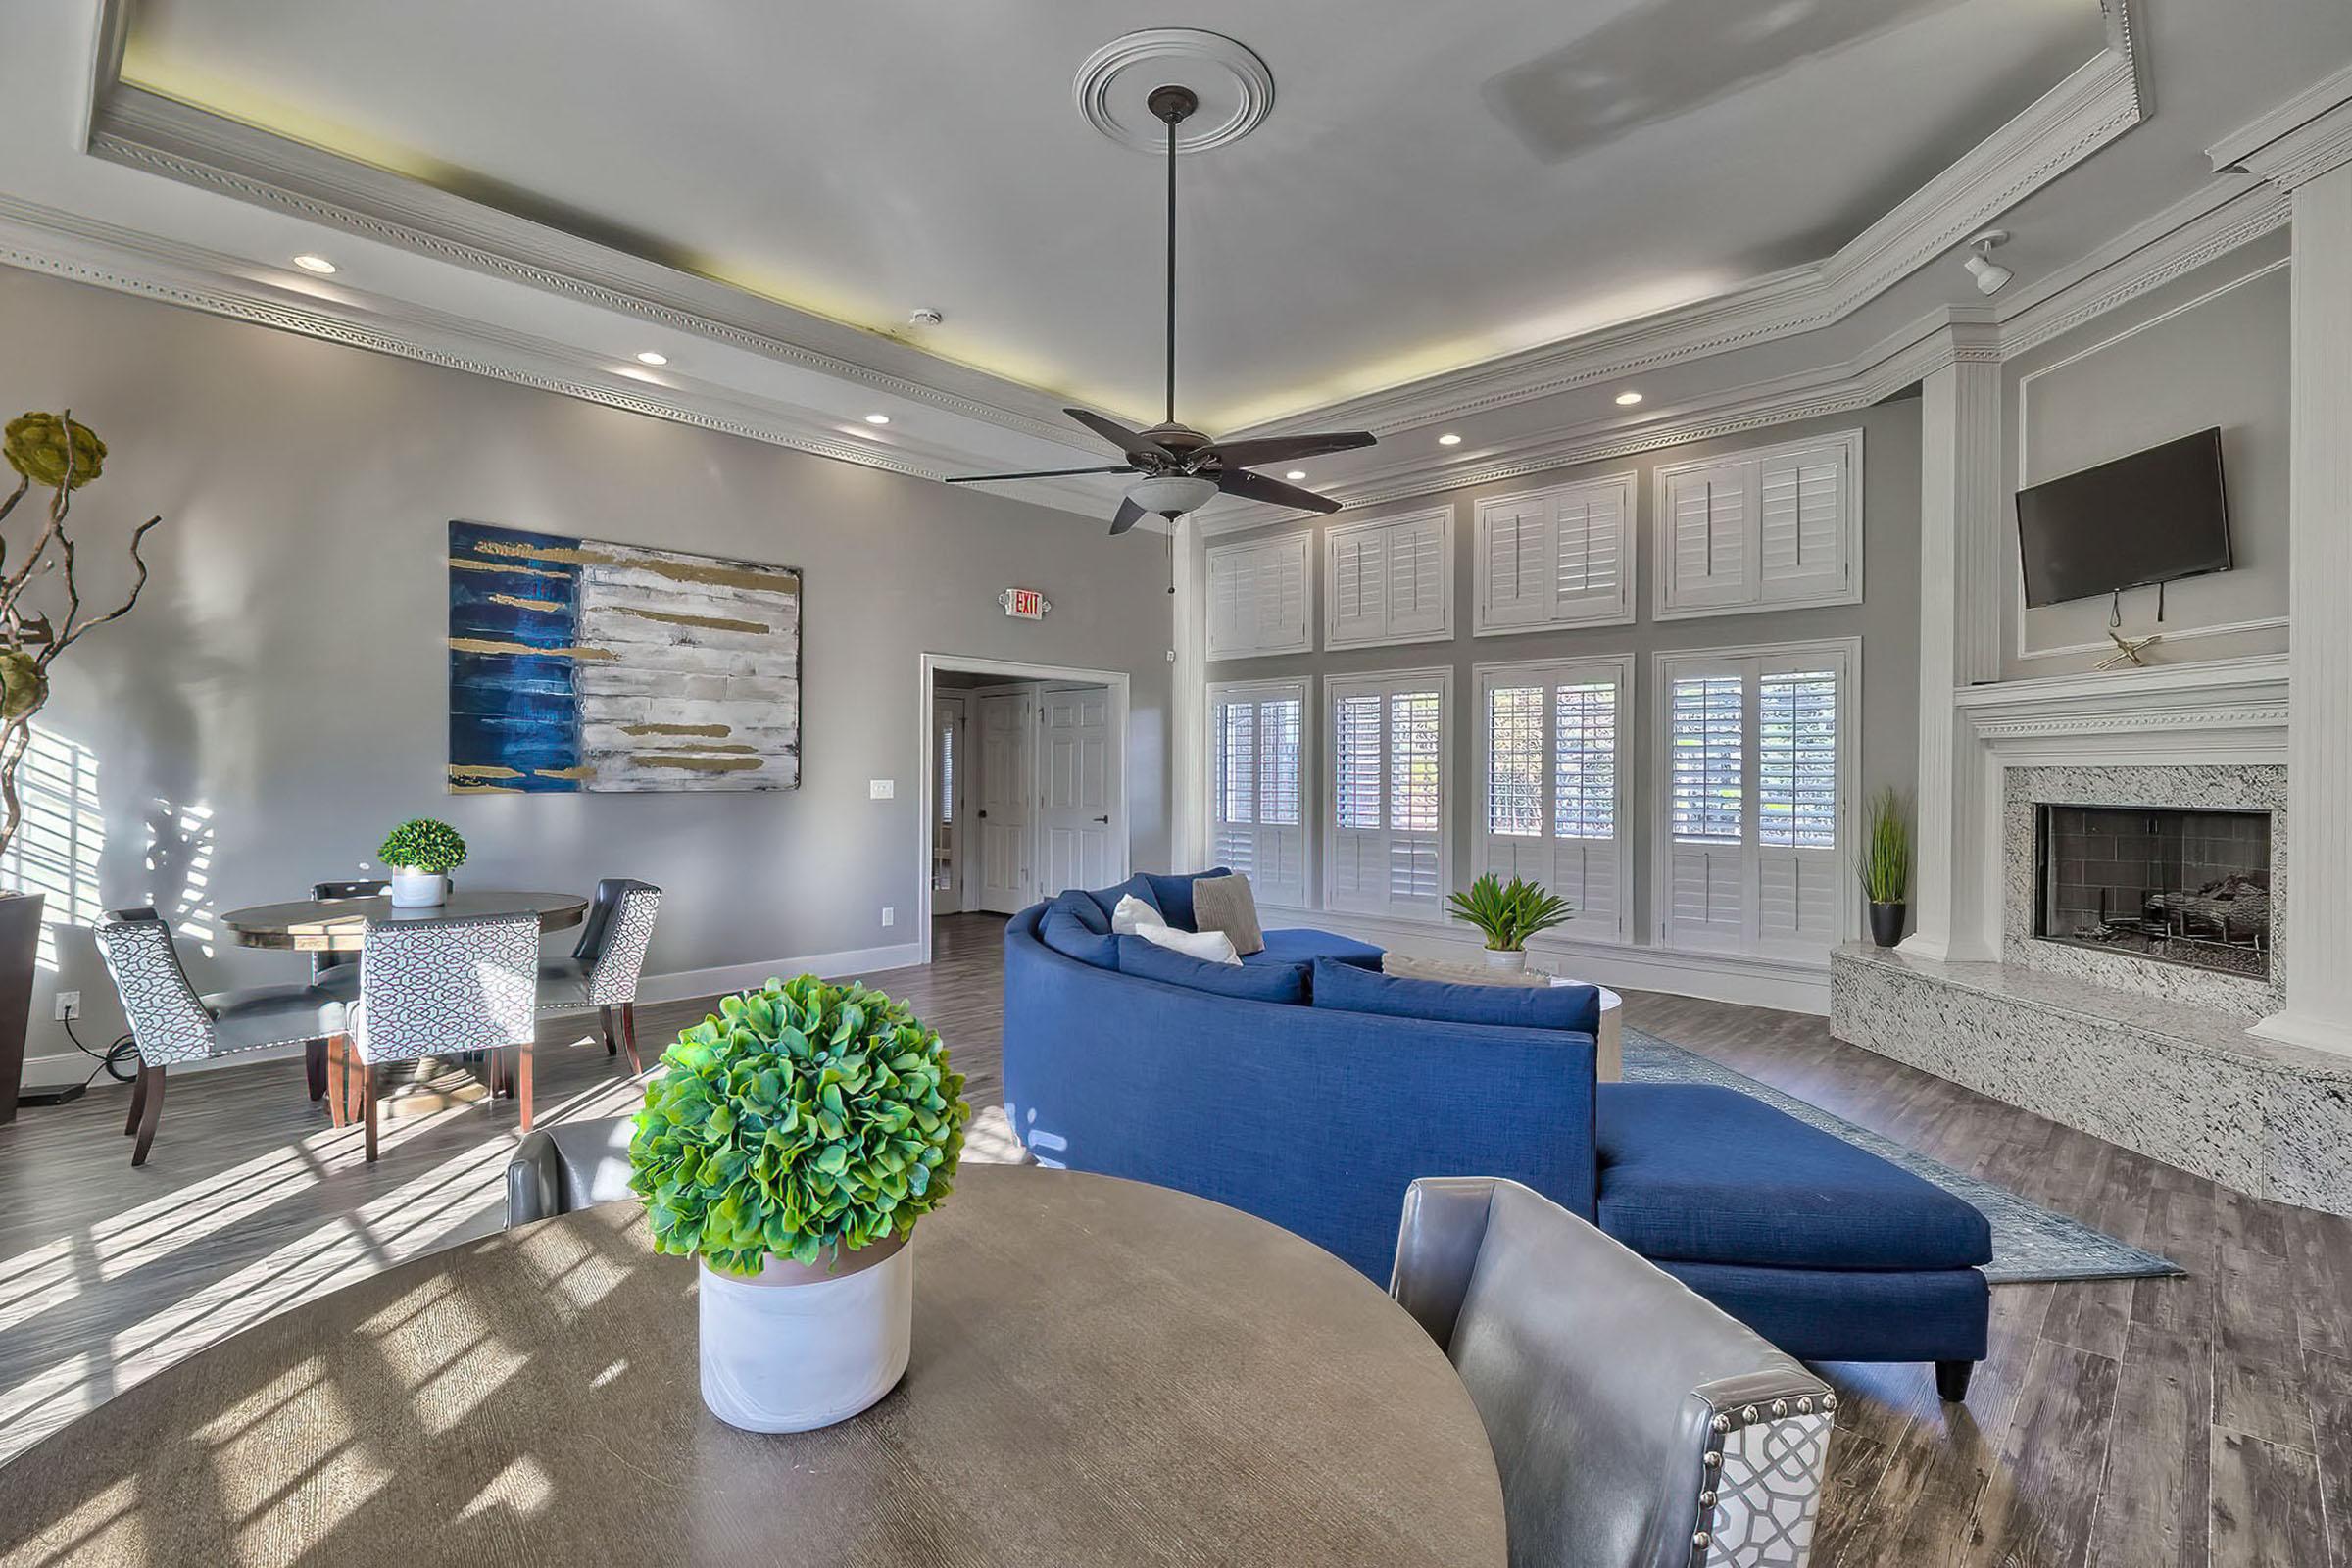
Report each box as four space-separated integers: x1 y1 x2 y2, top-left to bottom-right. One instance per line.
630 975 969 1275
377 818 468 874
1446 871 1575 952
1861 786 1913 905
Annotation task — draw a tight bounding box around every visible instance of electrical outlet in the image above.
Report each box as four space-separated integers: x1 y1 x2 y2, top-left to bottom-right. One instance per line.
881 906 895 928
869 779 895 800
54 991 79 1022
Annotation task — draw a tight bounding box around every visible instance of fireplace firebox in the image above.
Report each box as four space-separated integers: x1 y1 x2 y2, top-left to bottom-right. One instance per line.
2034 805 2272 979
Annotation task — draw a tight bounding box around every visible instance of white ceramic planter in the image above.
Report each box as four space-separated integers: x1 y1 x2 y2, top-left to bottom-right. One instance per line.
387 867 448 908
1483 948 1528 974
699 1238 912 1432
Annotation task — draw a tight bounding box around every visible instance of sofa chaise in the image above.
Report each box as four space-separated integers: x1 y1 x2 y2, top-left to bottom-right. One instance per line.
1003 875 1993 1400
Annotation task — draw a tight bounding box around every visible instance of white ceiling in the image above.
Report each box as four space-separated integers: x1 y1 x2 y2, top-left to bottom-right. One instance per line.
120 0 2105 432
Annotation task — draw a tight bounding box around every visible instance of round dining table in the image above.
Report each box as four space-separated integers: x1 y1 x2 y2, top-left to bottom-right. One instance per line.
0 1163 1508 1567
220 888 590 953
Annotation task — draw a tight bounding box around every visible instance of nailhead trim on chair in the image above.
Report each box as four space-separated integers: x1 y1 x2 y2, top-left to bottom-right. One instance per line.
1689 1392 1837 1566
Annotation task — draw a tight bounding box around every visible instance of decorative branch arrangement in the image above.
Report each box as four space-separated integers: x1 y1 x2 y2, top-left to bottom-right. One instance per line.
0 412 162 865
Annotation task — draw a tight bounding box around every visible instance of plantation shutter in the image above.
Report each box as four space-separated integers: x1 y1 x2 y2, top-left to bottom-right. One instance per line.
1329 690 1387 910
1328 673 1448 916
1759 445 1849 602
1662 465 1749 612
1481 502 1552 628
1755 666 1841 956
1206 536 1311 660
1329 510 1451 648
1209 683 1308 908
1552 483 1625 617
1666 671 1746 951
1476 662 1626 942
1549 679 1620 937
1329 530 1389 647
1211 697 1256 879
1385 516 1446 641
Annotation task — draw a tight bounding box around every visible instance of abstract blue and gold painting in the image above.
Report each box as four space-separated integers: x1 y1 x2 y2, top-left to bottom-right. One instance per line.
448 520 802 792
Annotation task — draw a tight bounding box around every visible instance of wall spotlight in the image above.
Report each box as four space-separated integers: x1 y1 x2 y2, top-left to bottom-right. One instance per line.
1963 230 2013 297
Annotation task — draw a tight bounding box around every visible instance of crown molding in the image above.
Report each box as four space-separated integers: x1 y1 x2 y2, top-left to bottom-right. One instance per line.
1954 654 2290 742
1222 6 2146 440
0 191 1139 522
2209 62 2352 189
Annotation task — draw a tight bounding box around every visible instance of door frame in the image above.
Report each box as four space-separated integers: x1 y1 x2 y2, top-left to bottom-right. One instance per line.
918 653 1132 966
931 694 968 914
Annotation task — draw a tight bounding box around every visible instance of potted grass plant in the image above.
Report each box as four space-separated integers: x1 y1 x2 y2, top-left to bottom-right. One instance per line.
630 974 970 1433
1446 871 1575 974
1862 787 1912 948
377 818 466 907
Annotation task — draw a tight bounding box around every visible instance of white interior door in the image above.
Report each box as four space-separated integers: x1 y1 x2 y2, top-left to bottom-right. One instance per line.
931 697 964 915
1036 685 1119 894
975 691 1035 913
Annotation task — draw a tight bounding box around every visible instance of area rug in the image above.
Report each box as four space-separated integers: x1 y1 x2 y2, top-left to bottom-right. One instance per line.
1624 1029 2181 1285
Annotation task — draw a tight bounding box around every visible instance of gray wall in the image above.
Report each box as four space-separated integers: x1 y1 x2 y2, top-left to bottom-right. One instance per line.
2003 233 2291 677
1205 399 1923 949
0 266 1172 1071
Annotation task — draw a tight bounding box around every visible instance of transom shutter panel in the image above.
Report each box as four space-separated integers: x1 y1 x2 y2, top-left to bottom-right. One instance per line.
1553 487 1623 614
1207 551 1248 659
1483 506 1552 627
1206 538 1311 659
1331 532 1389 646
1384 517 1446 640
1662 464 1750 611
1254 546 1308 650
1666 673 1745 950
1759 448 1848 601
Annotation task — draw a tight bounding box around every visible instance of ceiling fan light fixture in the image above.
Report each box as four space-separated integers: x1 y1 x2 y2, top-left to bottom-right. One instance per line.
1128 473 1219 517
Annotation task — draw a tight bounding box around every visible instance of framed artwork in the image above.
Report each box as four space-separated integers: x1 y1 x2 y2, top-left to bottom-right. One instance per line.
447 520 803 792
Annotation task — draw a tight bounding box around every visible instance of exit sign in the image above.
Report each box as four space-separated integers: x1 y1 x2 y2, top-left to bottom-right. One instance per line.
1000 587 1051 620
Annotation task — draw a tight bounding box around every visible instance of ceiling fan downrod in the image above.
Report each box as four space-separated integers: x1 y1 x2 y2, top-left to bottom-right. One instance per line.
1148 84 1197 428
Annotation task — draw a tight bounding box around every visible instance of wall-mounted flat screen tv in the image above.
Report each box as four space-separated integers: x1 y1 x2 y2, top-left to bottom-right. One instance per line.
2016 427 2231 609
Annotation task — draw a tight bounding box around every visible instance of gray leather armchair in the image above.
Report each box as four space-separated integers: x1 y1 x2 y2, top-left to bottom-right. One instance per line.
506 1113 639 1227
1393 1177 1836 1568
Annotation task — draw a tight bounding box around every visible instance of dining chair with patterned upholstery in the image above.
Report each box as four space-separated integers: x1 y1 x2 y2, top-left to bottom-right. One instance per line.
94 908 350 1167
304 878 384 1099
338 912 538 1162
504 1113 638 1226
1392 1176 1836 1568
534 878 662 1071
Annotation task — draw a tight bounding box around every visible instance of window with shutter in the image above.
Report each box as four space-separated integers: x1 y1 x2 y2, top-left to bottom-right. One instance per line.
1654 641 1855 959
1326 670 1451 918
1474 658 1630 942
1327 509 1453 649
1208 680 1311 907
1475 475 1636 635
1653 431 1861 620
1206 534 1313 660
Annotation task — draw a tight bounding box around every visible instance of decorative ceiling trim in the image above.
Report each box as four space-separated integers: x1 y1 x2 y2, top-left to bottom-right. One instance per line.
1073 29 1275 155
1222 3 2147 440
2208 62 2352 182
0 191 1147 525
80 0 2143 461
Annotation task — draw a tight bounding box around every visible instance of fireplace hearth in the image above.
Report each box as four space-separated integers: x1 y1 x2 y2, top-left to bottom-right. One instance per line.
2034 805 2271 979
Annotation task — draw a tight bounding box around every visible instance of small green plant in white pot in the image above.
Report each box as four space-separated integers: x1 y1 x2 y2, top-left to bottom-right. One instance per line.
1446 872 1575 974
1861 787 1913 948
377 818 466 908
630 974 970 1432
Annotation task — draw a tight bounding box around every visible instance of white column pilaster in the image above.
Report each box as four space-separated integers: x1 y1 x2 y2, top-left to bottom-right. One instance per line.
1167 515 1209 873
1899 336 2005 962
2248 140 2352 1054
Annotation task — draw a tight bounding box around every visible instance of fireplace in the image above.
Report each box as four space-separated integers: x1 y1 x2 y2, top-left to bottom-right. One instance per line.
2034 805 2272 979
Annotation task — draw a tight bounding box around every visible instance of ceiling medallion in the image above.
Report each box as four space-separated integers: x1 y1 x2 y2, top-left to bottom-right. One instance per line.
1073 28 1274 155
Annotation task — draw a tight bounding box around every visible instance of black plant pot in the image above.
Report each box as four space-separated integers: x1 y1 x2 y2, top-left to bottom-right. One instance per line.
1868 900 1907 949
0 890 44 1125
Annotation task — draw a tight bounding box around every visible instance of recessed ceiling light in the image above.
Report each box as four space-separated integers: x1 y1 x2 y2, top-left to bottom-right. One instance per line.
291 255 337 274
864 413 891 425
635 350 668 366
1437 433 1462 447
1614 390 1643 406
1286 469 1307 481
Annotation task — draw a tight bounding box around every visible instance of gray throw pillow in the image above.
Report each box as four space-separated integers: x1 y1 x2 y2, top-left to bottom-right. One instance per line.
1191 871 1266 957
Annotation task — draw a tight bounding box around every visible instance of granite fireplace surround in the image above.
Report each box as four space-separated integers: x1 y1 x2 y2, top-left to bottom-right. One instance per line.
1835 755 2352 1216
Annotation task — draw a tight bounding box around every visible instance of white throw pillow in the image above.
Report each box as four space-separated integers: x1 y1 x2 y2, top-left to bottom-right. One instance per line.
1111 894 1159 936
1135 919 1242 965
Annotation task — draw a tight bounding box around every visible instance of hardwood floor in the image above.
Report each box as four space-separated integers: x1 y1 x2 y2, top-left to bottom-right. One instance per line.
0 914 2343 1566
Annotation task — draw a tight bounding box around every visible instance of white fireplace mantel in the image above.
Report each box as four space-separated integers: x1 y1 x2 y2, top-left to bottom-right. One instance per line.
1953 653 2289 763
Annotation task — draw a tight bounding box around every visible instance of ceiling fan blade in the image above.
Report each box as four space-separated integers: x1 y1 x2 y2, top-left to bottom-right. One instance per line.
1205 431 1378 469
1066 408 1175 464
946 466 1135 484
1217 466 1342 514
1108 496 1148 536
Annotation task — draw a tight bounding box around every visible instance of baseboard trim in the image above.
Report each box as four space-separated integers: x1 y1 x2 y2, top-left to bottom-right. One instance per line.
15 940 933 1085
1258 906 1830 1016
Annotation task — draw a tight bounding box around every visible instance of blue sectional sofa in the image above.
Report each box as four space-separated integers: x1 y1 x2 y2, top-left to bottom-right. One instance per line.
1003 877 1995 1399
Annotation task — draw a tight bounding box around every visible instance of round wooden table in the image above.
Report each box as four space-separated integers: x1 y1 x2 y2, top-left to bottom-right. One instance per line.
220 889 590 953
0 1165 1507 1567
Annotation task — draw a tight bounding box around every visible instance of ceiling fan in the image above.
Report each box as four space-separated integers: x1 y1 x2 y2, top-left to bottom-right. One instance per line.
949 84 1375 535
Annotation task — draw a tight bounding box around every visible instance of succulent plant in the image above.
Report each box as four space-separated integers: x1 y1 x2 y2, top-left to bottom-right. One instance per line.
1446 871 1575 952
377 817 468 874
630 974 970 1276
4 413 106 492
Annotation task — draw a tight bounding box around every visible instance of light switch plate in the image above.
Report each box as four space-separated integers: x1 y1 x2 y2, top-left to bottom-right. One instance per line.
869 779 895 800
881 906 895 928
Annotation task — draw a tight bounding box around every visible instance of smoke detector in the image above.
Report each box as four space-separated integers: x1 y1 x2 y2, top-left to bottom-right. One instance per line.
907 307 945 329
